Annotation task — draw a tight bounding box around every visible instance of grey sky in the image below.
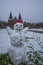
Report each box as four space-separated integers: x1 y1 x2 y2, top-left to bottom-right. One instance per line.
0 0 43 23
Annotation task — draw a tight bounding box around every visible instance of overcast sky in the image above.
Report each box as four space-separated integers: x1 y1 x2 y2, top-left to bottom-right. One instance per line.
0 0 43 23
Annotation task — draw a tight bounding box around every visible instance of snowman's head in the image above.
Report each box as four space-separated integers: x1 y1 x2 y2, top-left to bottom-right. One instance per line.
14 23 23 31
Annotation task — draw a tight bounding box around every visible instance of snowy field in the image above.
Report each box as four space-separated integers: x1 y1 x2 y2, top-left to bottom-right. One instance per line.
0 29 43 57
30 28 43 32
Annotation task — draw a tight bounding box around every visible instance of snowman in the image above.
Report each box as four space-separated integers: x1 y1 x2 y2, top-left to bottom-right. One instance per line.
7 19 29 65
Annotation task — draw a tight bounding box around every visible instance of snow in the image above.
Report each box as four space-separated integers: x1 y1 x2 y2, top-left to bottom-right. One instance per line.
0 29 43 56
0 29 10 54
30 29 43 31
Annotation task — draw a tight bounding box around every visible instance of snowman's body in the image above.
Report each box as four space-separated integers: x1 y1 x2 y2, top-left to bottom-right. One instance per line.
7 23 29 65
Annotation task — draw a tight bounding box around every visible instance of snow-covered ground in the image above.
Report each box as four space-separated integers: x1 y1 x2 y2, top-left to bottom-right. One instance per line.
0 29 43 57
0 29 10 54
30 28 43 32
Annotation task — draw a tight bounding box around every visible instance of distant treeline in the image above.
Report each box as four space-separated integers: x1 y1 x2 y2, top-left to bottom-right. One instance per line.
23 22 43 29
0 20 43 29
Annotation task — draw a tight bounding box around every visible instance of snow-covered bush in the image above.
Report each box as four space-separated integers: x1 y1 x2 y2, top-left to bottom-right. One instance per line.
27 51 43 65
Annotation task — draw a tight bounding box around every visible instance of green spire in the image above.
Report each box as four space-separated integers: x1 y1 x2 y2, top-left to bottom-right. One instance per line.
18 13 22 19
9 12 13 19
